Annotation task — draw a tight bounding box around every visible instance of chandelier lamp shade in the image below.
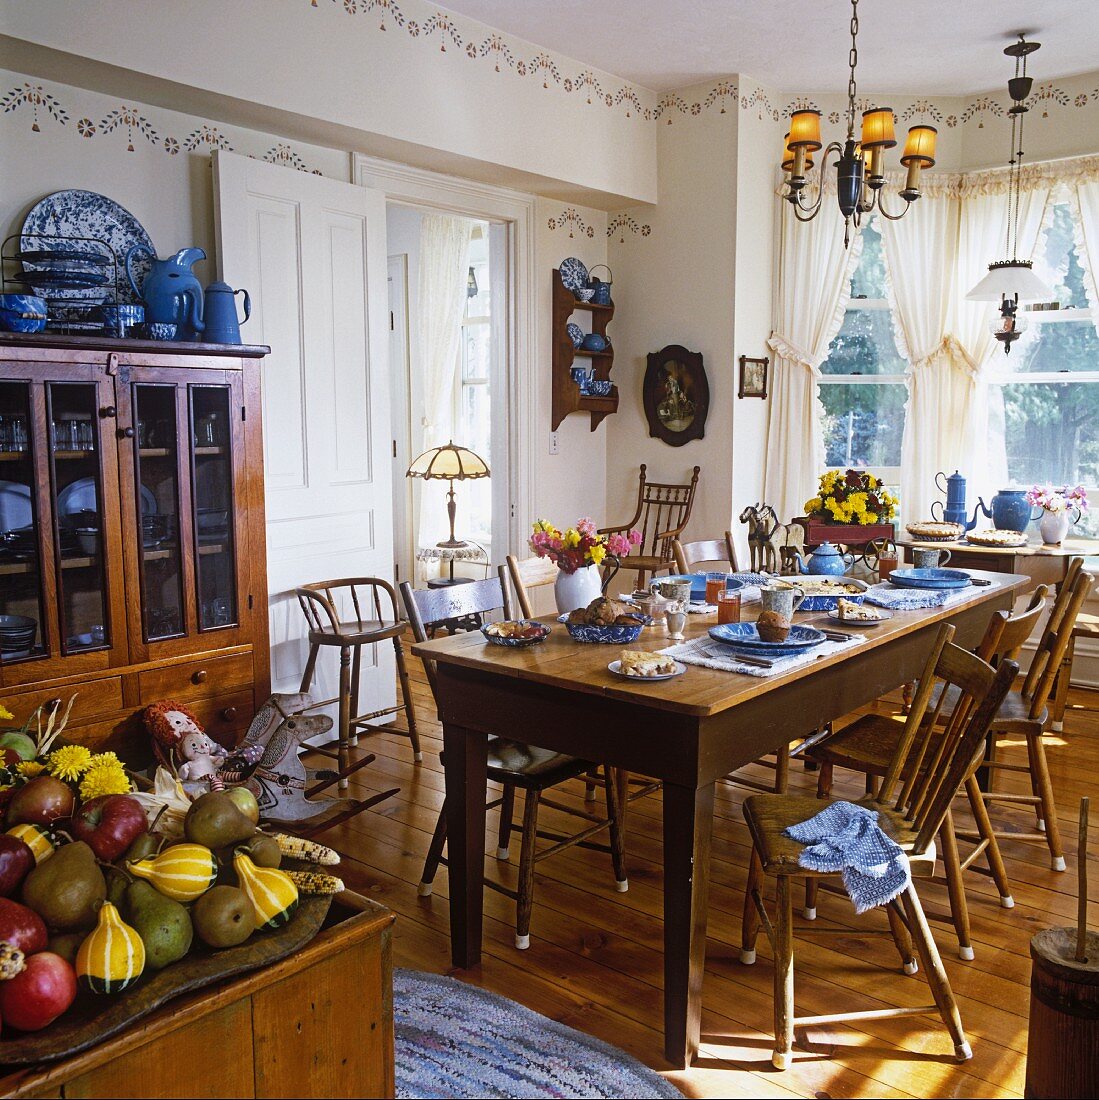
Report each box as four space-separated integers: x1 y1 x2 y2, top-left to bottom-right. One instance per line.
965 34 1053 353
779 0 936 244
405 441 490 548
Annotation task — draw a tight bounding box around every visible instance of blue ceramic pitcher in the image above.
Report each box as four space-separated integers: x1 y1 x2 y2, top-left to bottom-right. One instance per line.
126 246 205 338
972 488 1038 533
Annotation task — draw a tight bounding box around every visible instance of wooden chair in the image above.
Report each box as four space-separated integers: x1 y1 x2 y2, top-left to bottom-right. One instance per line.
740 623 1017 1070
295 576 421 781
1047 557 1089 731
399 573 628 950
600 464 700 586
803 587 1050 958
671 533 740 574
504 554 558 618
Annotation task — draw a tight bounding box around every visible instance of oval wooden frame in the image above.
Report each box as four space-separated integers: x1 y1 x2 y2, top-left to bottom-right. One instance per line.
643 344 709 447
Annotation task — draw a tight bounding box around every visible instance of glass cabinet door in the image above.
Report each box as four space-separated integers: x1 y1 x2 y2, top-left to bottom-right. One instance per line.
0 382 48 665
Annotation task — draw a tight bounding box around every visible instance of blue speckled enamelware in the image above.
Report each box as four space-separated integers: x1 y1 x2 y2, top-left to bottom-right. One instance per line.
792 578 868 611
663 573 750 602
558 614 648 644
0 295 47 333
566 322 584 349
144 322 179 341
481 620 551 647
708 622 827 656
559 257 589 295
888 567 971 591
581 332 608 353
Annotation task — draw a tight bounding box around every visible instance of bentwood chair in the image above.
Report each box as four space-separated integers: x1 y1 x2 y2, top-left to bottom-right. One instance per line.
740 623 1017 1071
600 464 701 586
671 533 740 574
805 587 1050 958
400 573 628 950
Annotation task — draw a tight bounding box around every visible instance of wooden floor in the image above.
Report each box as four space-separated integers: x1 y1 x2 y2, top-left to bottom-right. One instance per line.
314 659 1099 1099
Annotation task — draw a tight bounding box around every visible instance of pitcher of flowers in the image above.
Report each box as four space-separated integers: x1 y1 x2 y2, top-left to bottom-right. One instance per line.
530 518 641 614
1026 484 1089 545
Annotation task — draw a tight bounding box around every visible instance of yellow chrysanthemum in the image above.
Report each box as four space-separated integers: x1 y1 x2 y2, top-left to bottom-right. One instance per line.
15 761 46 778
79 763 132 801
49 744 92 782
0 705 14 722
87 751 121 769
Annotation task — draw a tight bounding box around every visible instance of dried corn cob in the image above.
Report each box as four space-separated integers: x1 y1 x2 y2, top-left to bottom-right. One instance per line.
271 833 340 865
286 870 345 895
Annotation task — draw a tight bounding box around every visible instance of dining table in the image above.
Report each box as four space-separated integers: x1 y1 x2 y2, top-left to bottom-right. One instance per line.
411 569 1030 1069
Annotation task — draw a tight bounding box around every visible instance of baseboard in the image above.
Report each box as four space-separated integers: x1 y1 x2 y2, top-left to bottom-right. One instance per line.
1020 635 1099 689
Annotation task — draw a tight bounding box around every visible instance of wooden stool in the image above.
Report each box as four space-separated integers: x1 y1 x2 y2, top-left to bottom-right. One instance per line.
295 578 421 796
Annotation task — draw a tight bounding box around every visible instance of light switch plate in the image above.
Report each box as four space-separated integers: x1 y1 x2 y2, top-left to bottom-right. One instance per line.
549 431 559 455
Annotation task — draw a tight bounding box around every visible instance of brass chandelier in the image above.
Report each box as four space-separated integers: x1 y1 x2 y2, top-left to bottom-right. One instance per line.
779 0 937 245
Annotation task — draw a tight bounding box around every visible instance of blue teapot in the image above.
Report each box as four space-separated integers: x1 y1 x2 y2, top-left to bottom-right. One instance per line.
193 281 251 345
791 541 855 576
126 246 205 339
971 488 1037 533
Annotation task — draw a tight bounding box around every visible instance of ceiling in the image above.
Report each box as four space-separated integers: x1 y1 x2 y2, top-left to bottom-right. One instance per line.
439 0 1099 95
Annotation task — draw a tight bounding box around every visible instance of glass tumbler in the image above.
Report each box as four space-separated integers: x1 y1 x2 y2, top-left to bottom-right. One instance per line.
878 550 899 581
704 572 727 604
717 589 742 624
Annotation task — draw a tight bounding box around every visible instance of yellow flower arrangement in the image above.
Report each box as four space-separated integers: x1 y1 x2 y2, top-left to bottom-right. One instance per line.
15 761 46 778
48 744 93 782
805 469 897 526
79 761 133 801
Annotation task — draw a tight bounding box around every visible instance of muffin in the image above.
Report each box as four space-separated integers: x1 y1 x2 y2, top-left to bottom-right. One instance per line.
756 610 791 643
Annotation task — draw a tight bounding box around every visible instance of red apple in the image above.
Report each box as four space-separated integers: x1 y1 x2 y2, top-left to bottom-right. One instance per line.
0 836 34 897
70 795 147 862
0 898 48 955
5 777 76 828
0 952 76 1031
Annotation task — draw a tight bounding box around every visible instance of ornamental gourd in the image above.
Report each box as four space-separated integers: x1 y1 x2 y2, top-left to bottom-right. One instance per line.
7 824 56 864
127 843 217 902
76 902 145 993
233 852 298 930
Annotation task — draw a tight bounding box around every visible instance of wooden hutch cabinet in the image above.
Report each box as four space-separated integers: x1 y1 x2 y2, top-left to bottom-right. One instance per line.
0 333 270 763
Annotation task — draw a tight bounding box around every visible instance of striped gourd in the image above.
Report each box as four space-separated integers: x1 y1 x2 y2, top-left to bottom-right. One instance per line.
7 824 56 865
76 902 145 994
127 843 217 902
233 852 298 930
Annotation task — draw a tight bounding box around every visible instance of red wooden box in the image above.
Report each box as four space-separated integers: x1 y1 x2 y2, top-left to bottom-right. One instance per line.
796 518 895 548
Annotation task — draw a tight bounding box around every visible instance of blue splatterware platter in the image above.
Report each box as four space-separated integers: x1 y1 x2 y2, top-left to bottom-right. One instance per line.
22 190 155 304
558 613 648 644
663 573 754 602
708 622 827 656
566 321 584 349
559 257 589 295
19 249 110 267
888 567 971 591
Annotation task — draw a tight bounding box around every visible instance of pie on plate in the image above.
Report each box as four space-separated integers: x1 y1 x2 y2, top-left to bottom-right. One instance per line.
905 521 964 541
618 650 678 678
965 528 1028 548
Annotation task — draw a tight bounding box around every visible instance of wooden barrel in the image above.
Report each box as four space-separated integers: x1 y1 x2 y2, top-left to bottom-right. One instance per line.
1026 927 1099 1099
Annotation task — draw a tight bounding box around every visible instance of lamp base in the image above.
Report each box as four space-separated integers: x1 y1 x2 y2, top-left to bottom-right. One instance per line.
436 538 469 549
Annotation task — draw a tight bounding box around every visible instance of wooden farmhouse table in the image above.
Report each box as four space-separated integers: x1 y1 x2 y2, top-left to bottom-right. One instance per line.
412 570 1029 1069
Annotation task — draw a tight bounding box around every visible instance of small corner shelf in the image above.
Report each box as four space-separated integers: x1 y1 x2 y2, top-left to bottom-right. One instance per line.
551 268 618 433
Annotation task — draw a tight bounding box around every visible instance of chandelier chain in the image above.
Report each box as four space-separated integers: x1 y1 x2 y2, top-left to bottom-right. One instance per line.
846 0 859 139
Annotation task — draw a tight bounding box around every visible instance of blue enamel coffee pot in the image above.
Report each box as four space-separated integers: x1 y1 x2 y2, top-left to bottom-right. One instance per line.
931 470 975 529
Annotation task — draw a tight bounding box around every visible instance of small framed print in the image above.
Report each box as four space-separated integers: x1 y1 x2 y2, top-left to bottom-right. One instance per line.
738 355 769 399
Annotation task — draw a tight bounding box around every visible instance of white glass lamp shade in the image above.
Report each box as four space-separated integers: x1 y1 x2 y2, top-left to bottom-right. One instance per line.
965 260 1053 302
406 441 490 481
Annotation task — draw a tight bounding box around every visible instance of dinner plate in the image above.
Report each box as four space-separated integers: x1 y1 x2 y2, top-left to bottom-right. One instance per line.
888 567 971 591
0 481 33 532
559 257 589 295
827 608 892 628
708 622 827 656
608 659 686 681
18 249 111 267
57 477 157 519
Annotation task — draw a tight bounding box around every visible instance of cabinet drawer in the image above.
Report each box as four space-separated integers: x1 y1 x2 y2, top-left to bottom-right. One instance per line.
188 689 253 747
2 677 124 728
138 652 253 706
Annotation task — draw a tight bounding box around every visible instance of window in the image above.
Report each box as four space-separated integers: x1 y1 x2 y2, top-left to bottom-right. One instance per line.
986 201 1099 534
818 220 906 505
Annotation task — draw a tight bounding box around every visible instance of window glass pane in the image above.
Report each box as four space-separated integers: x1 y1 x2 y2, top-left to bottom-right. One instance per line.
820 382 907 468
820 308 907 376
999 380 1099 488
461 323 490 382
1010 319 1099 374
850 221 888 300
1032 203 1091 310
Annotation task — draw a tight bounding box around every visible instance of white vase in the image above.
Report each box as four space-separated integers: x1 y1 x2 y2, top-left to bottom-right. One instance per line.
1039 509 1070 546
554 564 602 615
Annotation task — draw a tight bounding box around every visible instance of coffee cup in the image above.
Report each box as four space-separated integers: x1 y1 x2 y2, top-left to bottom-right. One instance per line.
654 579 692 604
912 547 951 569
759 584 805 619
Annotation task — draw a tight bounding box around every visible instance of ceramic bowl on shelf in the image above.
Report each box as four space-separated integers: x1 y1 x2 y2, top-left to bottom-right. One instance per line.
588 380 613 397
566 322 584 349
581 333 608 353
575 287 596 302
144 322 178 341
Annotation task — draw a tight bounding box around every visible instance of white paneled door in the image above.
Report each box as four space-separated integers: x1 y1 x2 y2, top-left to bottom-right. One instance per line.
213 151 395 715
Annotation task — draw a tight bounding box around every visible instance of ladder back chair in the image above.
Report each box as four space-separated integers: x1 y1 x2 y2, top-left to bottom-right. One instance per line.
504 554 559 619
1046 556 1087 730
671 533 740 574
740 622 1017 1071
399 573 628 950
803 587 1050 958
600 464 701 586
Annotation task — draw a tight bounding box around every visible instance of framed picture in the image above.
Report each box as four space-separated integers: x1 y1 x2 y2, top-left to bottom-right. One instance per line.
738 355 769 399
643 344 709 447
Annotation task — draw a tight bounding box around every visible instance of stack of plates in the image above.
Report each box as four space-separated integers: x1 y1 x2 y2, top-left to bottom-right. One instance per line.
708 622 827 657
0 613 37 658
888 567 971 590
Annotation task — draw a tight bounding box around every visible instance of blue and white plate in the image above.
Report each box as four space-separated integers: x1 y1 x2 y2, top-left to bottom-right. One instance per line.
22 190 155 304
708 622 827 656
11 269 110 290
559 257 589 295
888 567 971 591
19 249 110 267
566 321 584 349
481 620 551 647
662 573 752 603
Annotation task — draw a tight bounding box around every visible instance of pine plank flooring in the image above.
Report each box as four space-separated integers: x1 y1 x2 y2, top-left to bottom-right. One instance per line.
311 661 1099 1098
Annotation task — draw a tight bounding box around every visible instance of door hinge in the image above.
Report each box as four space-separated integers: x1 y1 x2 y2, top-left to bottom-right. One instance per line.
392 439 397 459
389 310 395 332
248 594 254 610
241 405 247 421
510 503 516 519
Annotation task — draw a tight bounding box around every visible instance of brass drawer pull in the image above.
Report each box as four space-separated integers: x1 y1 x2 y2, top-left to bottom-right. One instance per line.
192 670 208 685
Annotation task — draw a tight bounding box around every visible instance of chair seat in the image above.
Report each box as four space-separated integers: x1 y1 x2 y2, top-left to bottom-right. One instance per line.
933 683 1044 734
307 619 405 646
806 714 904 776
440 739 593 791
742 793 936 878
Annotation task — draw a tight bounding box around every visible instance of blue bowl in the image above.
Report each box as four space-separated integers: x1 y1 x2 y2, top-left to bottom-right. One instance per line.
559 614 648 644
0 295 47 333
481 620 551 647
144 322 179 341
588 379 613 397
581 333 608 353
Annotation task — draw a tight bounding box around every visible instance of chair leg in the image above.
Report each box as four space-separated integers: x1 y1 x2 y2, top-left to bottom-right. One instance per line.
900 884 972 1062
740 847 764 965
815 762 834 799
496 784 515 860
349 643 362 749
602 765 628 891
337 645 352 791
393 637 422 762
964 776 1014 908
584 767 599 804
615 768 631 847
886 900 919 975
803 877 818 920
772 875 795 1070
418 799 448 897
515 789 541 950
1050 636 1074 733
298 642 320 694
773 744 790 794
939 809 974 960
1029 733 1066 871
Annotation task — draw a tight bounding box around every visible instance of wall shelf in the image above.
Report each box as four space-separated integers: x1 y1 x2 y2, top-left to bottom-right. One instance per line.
551 268 617 432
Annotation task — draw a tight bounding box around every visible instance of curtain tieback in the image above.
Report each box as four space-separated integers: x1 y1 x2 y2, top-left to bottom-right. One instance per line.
910 334 980 380
767 333 822 374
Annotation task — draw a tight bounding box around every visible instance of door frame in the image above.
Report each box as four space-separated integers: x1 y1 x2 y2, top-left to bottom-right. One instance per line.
353 154 535 560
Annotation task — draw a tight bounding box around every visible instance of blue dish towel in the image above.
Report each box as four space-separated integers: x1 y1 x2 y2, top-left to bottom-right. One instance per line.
785 801 911 913
864 583 950 610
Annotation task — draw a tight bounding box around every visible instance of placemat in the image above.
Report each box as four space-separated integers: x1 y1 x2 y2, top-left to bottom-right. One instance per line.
658 632 867 678
865 577 1004 611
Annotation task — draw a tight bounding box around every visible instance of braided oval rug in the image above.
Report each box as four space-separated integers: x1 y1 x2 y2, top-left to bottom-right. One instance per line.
395 969 683 1099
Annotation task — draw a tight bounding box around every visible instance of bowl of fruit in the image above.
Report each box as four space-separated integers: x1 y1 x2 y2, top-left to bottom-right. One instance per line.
481 620 551 647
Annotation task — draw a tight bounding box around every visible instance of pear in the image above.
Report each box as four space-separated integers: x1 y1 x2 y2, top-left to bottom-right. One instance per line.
21 841 106 930
242 834 282 869
192 886 254 949
184 792 257 850
124 880 193 970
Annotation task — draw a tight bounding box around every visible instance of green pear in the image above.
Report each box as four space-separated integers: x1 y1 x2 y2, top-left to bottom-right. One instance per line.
21 841 106 930
124 880 193 970
184 792 257 850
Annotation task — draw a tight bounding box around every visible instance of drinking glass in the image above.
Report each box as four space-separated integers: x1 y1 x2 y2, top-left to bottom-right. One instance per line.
717 590 742 624
878 550 899 581
704 572 727 604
